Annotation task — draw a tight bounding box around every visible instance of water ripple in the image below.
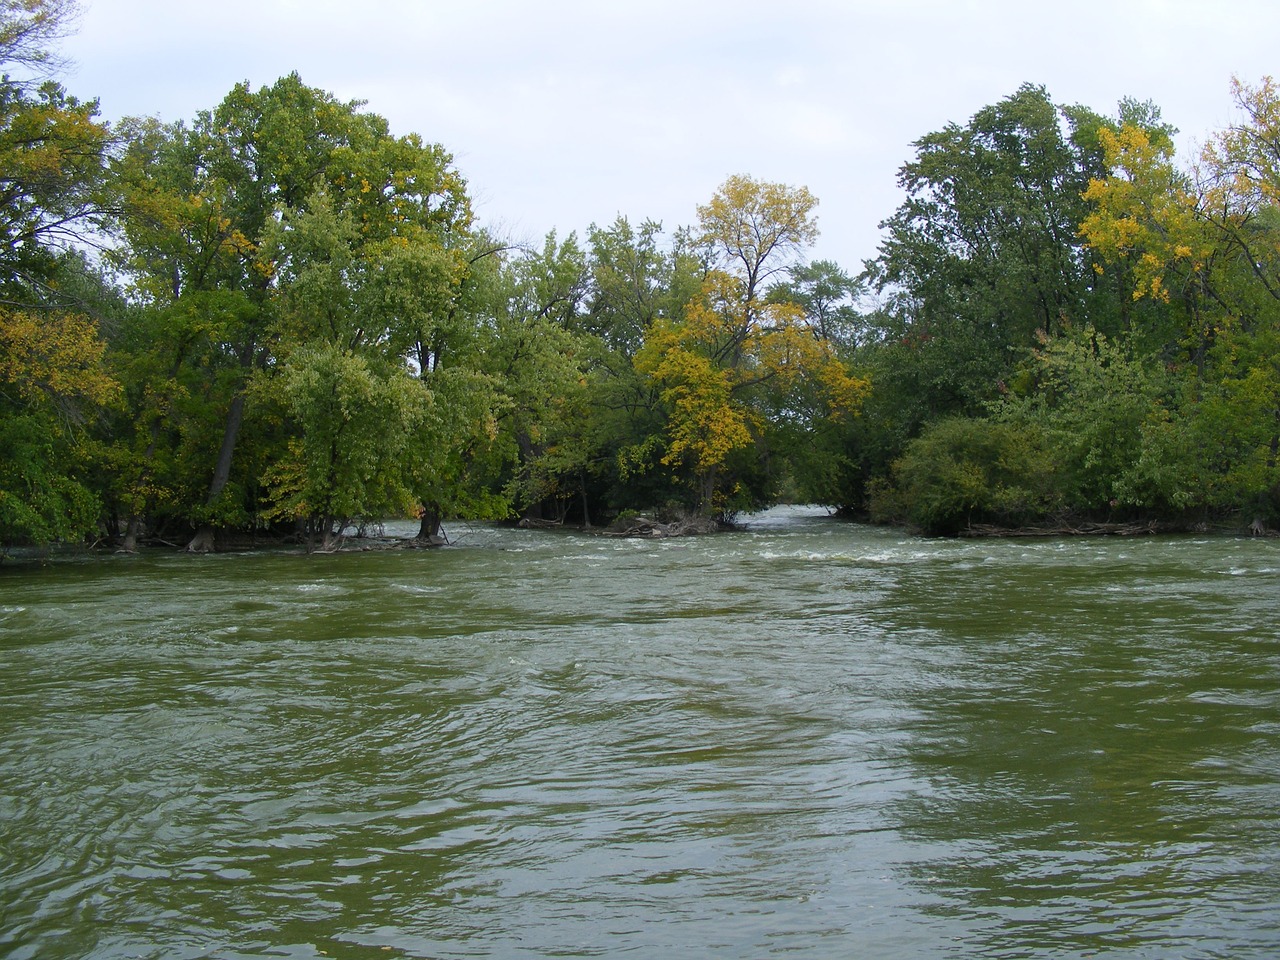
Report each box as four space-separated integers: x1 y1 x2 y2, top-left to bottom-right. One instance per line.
2 508 1278 958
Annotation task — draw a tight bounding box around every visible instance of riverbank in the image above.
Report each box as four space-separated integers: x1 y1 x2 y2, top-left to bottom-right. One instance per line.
4 507 1276 565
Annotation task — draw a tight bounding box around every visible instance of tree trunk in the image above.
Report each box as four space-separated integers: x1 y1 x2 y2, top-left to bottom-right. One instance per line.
320 518 342 553
186 526 217 553
121 515 143 553
186 390 247 552
417 503 446 544
698 466 719 515
580 476 593 530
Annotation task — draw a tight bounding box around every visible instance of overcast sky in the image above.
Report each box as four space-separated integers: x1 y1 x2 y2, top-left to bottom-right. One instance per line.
60 0 1280 271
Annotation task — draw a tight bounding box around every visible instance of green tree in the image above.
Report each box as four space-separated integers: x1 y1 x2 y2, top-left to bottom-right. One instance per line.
0 307 119 545
872 416 1057 535
992 326 1179 515
261 343 425 551
254 191 502 547
865 86 1174 421
112 74 474 548
582 216 706 515
479 231 596 524
768 259 864 349
842 86 1182 518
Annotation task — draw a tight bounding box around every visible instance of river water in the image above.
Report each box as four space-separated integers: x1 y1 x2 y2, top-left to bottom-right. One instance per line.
1 506 1278 959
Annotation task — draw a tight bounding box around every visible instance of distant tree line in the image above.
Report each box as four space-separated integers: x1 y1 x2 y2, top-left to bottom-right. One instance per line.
2 0 1278 549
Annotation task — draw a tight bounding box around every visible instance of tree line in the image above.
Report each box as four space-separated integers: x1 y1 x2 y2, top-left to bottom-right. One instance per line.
2 0 1277 550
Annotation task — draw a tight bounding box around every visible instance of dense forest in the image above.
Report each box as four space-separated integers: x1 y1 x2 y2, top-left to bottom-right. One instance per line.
3 1 1279 551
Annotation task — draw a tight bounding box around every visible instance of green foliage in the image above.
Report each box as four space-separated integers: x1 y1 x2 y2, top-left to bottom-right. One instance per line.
863 86 1179 424
0 409 100 545
0 308 119 544
1078 76 1280 522
768 259 865 350
1179 328 1280 519
585 216 704 357
874 417 1058 535
993 326 1176 512
261 344 424 545
476 232 595 521
106 72 480 545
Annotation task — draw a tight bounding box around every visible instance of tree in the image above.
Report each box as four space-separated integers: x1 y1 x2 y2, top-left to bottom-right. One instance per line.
260 344 425 551
633 176 865 515
0 0 77 78
581 217 706 514
992 326 1179 515
113 78 373 547
0 0 109 299
0 0 121 547
1081 77 1280 522
0 79 109 300
0 307 119 545
112 74 474 548
769 259 865 349
864 86 1174 421
871 416 1057 535
585 216 704 358
256 191 501 547
838 86 1184 518
696 174 817 303
478 231 595 524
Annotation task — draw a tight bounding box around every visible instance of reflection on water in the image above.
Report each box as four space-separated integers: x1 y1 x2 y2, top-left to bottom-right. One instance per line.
1 508 1278 958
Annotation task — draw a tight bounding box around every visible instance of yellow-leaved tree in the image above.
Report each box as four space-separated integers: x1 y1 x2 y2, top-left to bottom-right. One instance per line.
633 176 867 515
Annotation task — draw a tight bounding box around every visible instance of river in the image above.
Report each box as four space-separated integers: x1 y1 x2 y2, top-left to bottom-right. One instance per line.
1 506 1278 958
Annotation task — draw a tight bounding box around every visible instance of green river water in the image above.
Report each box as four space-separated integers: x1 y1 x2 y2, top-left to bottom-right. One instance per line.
1 506 1278 959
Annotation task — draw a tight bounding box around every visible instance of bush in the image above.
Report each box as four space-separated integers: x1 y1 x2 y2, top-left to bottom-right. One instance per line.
873 417 1058 534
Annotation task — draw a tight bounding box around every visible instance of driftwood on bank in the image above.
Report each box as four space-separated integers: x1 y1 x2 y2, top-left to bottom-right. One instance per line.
963 520 1163 537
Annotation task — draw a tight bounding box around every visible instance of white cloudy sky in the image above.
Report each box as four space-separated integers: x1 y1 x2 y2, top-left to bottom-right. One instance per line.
60 0 1280 271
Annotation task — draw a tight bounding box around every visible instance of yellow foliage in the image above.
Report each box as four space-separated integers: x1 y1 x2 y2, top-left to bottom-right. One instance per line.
0 308 120 408
1203 76 1280 208
1080 124 1205 303
635 273 866 483
1084 79 1280 316
817 357 871 419
697 175 819 298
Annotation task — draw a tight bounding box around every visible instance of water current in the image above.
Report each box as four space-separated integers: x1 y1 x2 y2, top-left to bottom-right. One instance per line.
1 506 1278 958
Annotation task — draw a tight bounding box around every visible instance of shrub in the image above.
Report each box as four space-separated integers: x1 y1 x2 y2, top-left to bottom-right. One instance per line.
874 417 1058 534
